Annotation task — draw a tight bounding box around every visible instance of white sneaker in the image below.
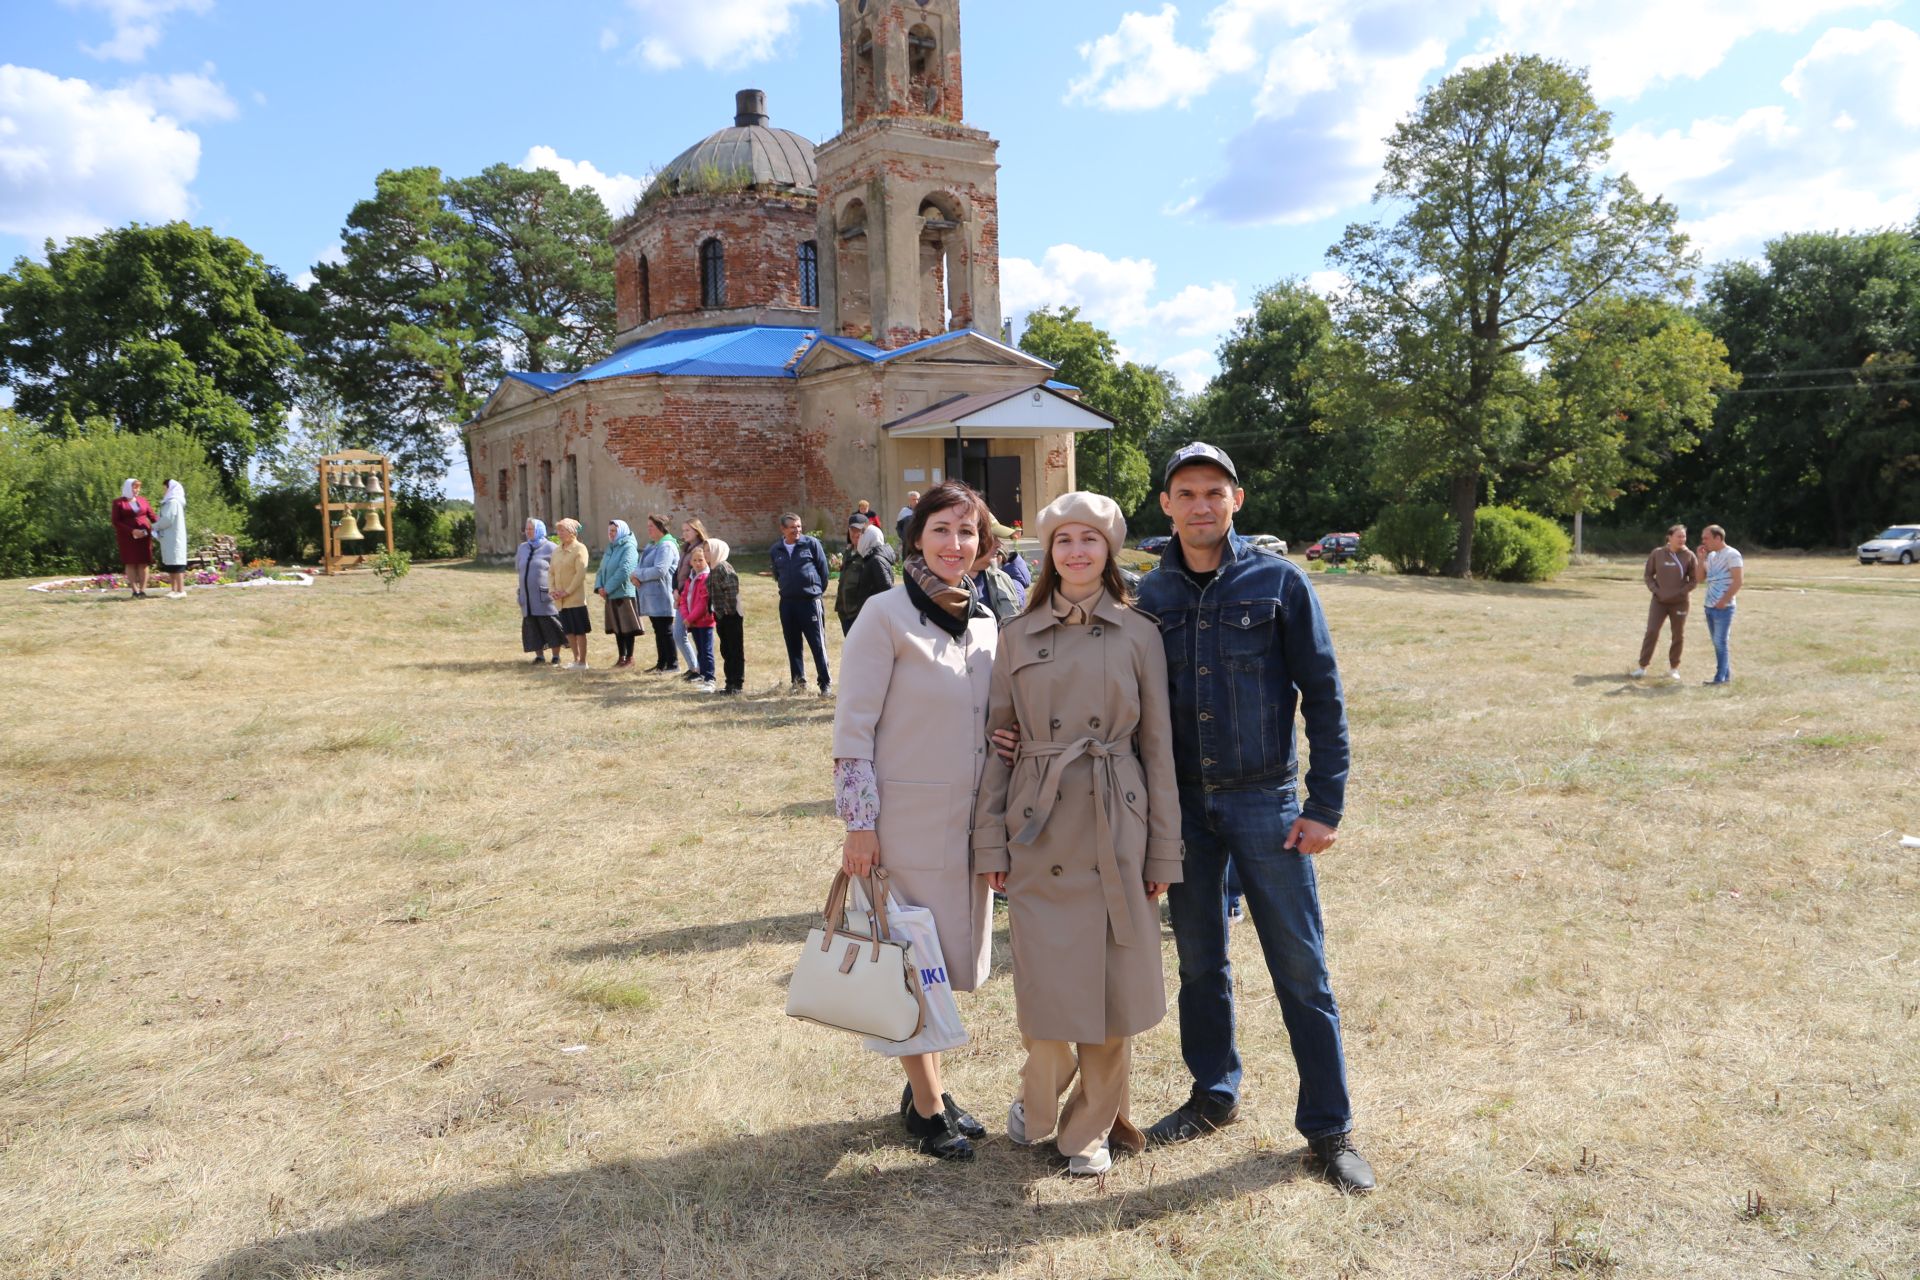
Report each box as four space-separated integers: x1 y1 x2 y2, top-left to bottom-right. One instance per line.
1628 667 1646 678
1007 1099 1033 1146
1067 1143 1112 1177
166 590 187 599
1667 668 1682 681
699 680 715 693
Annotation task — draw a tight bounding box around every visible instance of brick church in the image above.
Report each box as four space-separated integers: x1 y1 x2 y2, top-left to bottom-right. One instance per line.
466 0 1112 555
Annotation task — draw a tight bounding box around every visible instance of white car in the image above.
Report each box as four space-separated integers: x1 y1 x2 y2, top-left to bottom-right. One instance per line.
1247 534 1290 555
1858 524 1920 564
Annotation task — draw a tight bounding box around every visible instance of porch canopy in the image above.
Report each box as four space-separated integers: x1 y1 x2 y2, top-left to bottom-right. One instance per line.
883 384 1115 438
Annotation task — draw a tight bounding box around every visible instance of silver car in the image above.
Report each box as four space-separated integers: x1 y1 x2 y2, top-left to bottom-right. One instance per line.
1859 524 1920 564
1247 534 1290 555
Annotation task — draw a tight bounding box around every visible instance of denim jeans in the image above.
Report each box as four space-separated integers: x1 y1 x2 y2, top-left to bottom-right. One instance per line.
672 615 699 673
690 625 714 682
1165 782 1353 1139
1705 605 1735 683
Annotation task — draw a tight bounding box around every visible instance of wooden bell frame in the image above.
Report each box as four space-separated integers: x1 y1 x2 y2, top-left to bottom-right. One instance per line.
317 449 396 575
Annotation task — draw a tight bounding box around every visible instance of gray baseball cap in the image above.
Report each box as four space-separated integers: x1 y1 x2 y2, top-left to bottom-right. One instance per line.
1163 441 1238 487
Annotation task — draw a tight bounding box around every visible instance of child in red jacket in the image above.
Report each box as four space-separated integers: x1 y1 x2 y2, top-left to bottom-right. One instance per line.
677 544 717 692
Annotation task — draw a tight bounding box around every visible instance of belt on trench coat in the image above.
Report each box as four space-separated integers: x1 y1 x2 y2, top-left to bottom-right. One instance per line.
1009 735 1153 949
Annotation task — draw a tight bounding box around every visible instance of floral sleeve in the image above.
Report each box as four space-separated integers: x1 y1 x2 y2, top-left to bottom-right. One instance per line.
834 757 878 831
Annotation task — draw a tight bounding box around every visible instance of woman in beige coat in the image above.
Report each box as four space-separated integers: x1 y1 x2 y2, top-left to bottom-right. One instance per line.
972 491 1183 1176
831 479 999 1161
549 519 592 669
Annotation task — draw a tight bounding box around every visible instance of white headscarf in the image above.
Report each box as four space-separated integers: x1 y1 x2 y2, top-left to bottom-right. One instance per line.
856 524 883 555
706 537 730 566
160 480 185 506
609 519 631 543
120 478 141 504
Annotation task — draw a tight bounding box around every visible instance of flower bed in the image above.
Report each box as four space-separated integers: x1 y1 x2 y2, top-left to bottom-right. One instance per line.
30 560 315 594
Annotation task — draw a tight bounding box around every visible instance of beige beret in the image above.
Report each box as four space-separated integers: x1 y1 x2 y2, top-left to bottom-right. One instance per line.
1036 491 1127 555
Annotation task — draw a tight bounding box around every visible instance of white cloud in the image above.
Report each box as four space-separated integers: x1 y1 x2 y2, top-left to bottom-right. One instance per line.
1612 19 1920 260
122 65 237 122
519 146 652 216
1067 3 1263 110
1161 348 1222 392
61 0 213 63
0 64 206 242
617 0 825 71
291 243 344 291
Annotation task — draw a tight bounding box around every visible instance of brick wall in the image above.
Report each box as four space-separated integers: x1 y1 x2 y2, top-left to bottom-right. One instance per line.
612 193 819 335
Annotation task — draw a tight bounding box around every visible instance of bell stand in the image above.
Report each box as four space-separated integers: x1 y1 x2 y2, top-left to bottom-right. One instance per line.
316 449 397 575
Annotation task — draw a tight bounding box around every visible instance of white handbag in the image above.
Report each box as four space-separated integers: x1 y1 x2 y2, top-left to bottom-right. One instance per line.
785 871 927 1043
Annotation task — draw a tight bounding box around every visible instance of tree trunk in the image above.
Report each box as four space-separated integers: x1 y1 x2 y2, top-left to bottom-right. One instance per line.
1447 468 1480 577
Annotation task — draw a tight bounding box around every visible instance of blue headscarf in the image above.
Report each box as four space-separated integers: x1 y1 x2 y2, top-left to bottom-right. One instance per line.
526 518 547 544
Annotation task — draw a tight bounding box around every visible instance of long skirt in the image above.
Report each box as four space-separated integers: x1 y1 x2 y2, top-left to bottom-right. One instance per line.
522 615 565 652
603 597 643 635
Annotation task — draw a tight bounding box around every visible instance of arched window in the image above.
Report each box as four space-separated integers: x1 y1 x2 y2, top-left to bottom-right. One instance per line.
854 27 876 120
638 254 651 321
699 238 726 308
908 25 940 113
836 200 871 337
798 240 819 308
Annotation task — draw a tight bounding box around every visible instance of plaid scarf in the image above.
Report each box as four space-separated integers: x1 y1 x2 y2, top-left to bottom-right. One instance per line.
902 555 977 637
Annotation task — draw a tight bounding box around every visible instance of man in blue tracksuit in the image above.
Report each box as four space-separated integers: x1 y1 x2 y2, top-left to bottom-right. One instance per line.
768 512 832 695
1134 442 1374 1193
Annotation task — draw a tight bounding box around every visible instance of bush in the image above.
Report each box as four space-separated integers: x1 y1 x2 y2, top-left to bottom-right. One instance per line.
1365 504 1458 575
246 483 321 563
1471 506 1572 582
34 423 242 571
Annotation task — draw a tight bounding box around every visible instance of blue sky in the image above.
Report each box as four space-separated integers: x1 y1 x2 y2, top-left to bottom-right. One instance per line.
7 0 1920 498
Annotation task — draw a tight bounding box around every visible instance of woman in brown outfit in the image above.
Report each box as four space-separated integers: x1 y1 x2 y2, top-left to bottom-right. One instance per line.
972 491 1183 1176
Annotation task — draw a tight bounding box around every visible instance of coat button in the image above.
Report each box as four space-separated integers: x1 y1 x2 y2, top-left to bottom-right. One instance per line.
1125 791 1136 802
1202 757 1216 767
1088 716 1101 729
1023 807 1033 817
1049 718 1061 730
1091 626 1103 636
1199 711 1213 721
1050 865 1062 876
1038 648 1049 658
1198 620 1209 629
1241 615 1250 625
1198 666 1210 676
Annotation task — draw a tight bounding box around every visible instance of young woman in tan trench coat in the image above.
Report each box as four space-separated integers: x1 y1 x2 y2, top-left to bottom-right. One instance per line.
831 480 999 1161
972 491 1184 1176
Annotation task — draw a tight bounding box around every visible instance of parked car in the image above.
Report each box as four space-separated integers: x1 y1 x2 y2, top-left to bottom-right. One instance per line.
1859 524 1920 564
1305 532 1361 563
1246 534 1289 555
1136 535 1171 555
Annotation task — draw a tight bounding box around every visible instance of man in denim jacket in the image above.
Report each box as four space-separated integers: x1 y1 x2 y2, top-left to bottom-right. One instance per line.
1134 442 1374 1193
769 513 833 695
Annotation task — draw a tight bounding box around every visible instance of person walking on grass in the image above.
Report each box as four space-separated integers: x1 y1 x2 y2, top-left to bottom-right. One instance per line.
770 513 832 696
1008 443 1373 1192
672 518 711 684
550 519 592 669
1697 524 1744 686
594 520 643 669
152 479 189 599
706 538 745 695
1633 524 1697 680
111 478 155 598
834 515 897 636
832 479 999 1161
677 543 717 693
634 515 681 673
897 490 920 542
516 519 564 667
972 491 1183 1177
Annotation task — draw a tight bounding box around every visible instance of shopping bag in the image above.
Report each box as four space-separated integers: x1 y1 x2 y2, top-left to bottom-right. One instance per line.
848 879 969 1057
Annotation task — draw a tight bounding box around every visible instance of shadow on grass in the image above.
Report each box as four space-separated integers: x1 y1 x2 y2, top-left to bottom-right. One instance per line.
772 798 837 818
196 1120 1304 1279
1571 673 1688 695
563 912 819 960
1315 573 1592 601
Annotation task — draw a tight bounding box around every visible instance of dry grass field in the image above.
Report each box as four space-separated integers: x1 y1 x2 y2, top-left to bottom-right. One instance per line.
2 552 1917 1280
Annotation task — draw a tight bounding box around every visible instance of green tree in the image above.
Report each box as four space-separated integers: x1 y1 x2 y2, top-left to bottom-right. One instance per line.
1328 55 1694 575
0 223 300 483
1188 281 1377 545
1509 296 1737 521
0 410 46 577
1017 306 1173 516
34 422 242 570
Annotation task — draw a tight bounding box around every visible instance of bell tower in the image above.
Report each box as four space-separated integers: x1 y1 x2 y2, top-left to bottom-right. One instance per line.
815 0 1001 349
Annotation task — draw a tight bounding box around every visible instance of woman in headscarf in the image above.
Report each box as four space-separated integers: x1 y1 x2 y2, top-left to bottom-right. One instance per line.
549 518 592 669
705 537 745 695
516 519 564 666
671 517 711 683
110 478 155 598
633 514 681 673
829 479 1000 1161
594 519 644 668
151 479 189 599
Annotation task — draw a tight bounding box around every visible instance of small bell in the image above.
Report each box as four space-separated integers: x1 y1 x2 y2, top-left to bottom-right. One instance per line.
363 472 385 497
337 512 364 542
360 506 385 535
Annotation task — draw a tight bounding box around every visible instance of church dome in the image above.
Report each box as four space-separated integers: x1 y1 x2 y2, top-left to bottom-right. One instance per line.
652 90 818 198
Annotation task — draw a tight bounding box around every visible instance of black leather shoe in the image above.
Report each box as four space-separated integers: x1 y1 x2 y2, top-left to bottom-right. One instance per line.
902 1102 974 1160
1145 1092 1239 1147
901 1084 986 1141
1306 1131 1376 1193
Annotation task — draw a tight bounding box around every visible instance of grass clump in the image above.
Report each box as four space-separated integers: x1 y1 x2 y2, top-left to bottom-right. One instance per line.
573 980 656 1012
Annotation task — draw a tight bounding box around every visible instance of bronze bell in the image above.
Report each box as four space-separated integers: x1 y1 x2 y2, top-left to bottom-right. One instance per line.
337 512 364 542
364 471 385 497
360 506 385 535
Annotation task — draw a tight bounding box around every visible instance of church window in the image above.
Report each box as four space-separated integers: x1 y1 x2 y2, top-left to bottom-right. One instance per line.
854 27 876 120
798 240 819 307
918 194 964 334
539 459 553 524
498 469 509 514
700 238 726 308
638 255 651 321
837 201 872 338
908 25 940 113
564 455 581 525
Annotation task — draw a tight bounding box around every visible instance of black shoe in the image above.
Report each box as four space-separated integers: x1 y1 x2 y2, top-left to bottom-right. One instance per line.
901 1084 986 1141
659 665 680 675
550 654 561 665
529 654 544 665
1306 1131 1376 1193
1145 1091 1239 1147
902 1102 974 1160
682 670 703 683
